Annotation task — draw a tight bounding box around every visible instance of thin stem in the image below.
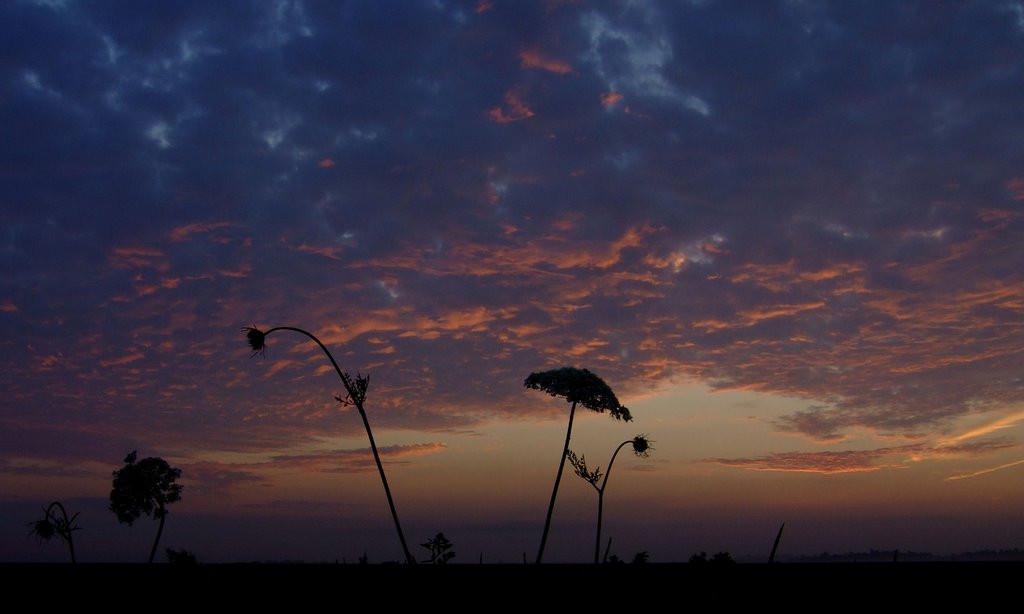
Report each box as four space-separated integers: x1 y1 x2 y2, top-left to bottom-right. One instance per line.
536 399 577 564
593 439 631 564
148 506 165 564
769 522 785 563
263 326 415 565
46 501 76 564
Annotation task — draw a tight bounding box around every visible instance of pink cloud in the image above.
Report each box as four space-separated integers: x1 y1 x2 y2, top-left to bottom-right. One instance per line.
519 48 572 74
488 90 535 123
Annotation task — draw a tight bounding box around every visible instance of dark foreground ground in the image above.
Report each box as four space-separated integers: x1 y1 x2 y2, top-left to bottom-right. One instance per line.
6 562 1016 606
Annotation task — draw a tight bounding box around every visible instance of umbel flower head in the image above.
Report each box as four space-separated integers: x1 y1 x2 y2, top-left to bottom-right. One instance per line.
524 367 632 421
243 326 267 357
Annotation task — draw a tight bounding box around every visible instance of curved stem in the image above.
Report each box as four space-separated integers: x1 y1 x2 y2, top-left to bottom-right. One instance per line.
593 440 631 564
148 506 165 564
46 501 75 564
264 327 415 565
536 399 577 564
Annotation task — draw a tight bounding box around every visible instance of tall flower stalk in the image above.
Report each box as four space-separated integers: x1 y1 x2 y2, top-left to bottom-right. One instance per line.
29 501 81 563
243 325 415 565
524 367 632 564
568 435 653 563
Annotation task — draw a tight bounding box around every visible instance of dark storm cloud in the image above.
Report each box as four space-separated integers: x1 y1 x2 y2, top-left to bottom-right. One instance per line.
2 0 1023 472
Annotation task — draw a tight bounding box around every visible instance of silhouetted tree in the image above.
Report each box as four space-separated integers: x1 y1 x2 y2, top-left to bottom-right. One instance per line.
109 450 183 563
524 367 632 563
28 501 81 563
568 434 653 563
243 325 415 565
420 532 455 564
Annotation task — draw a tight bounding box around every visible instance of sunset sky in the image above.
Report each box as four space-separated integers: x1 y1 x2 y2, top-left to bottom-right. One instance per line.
3 0 1023 563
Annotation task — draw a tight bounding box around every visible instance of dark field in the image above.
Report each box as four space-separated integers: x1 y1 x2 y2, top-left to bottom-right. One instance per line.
6 562 1016 606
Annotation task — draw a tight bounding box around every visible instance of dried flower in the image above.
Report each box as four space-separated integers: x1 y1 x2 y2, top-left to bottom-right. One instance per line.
242 326 267 357
569 434 655 563
631 435 653 458
28 516 57 542
28 501 81 563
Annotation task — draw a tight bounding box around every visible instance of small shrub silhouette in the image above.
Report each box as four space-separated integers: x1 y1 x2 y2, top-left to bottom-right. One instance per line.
524 367 631 563
28 501 81 563
109 450 183 563
420 532 455 564
689 551 735 564
166 548 198 565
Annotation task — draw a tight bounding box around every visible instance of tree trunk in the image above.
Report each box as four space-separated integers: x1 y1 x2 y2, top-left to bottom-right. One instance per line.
148 507 166 564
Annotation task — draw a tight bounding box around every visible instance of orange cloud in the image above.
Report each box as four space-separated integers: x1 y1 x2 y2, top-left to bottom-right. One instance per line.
600 92 624 106
295 244 345 260
319 158 335 168
1006 176 1024 200
519 48 572 74
0 302 18 313
109 245 165 269
272 442 449 473
474 0 493 14
99 352 146 368
730 259 866 292
710 439 1013 474
737 301 826 323
168 221 233 242
488 90 535 123
946 459 1024 481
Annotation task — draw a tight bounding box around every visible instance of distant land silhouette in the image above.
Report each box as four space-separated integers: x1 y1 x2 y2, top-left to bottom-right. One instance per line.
739 548 1024 564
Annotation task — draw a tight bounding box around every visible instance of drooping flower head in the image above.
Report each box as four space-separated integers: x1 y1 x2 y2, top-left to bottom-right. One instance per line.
524 367 632 421
631 434 653 458
28 515 57 543
242 326 267 357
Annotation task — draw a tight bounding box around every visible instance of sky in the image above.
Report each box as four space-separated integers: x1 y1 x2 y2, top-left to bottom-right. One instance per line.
2 0 1023 564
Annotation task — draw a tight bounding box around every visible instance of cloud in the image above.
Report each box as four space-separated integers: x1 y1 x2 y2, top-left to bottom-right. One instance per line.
519 48 572 74
270 442 448 473
488 90 536 123
708 438 1015 474
1 0 1022 473
945 459 1024 481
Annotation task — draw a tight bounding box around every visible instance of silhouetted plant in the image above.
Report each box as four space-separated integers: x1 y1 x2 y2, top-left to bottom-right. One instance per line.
631 551 649 564
712 551 735 564
568 434 653 564
769 522 785 563
525 367 631 564
28 501 81 563
166 548 198 565
243 325 415 565
109 450 183 564
420 532 455 564
689 551 735 564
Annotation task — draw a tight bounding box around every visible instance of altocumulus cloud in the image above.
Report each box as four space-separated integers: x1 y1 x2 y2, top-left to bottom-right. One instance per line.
0 1 1022 472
